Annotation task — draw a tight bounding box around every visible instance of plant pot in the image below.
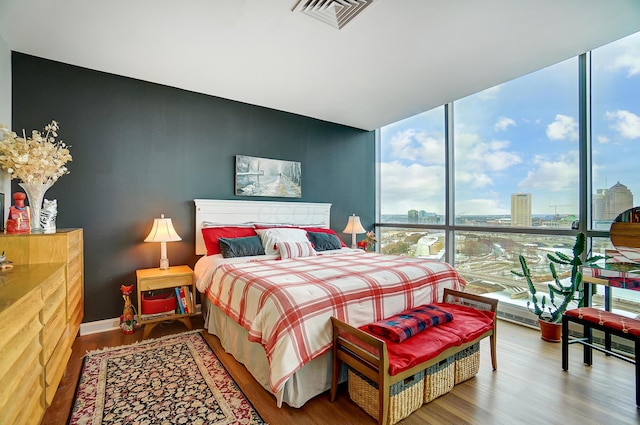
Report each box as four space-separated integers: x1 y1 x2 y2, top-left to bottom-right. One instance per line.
538 319 562 343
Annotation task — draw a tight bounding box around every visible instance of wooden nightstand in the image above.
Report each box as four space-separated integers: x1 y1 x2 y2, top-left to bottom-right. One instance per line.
136 265 196 338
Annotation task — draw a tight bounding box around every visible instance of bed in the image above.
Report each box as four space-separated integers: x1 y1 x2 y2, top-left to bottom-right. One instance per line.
193 199 466 408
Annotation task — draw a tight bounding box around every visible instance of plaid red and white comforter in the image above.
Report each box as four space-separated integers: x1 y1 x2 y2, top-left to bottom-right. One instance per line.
198 251 465 394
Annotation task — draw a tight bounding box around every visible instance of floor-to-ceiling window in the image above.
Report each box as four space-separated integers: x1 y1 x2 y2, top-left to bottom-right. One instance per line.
590 30 640 314
378 31 640 321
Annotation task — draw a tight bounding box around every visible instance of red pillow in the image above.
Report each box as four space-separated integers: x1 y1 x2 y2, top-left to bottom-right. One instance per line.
202 227 258 255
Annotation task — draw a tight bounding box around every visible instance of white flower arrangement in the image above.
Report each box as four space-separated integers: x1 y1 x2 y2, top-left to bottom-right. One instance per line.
0 120 72 184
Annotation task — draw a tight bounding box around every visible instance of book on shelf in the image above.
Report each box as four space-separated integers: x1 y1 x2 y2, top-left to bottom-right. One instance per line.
175 287 185 314
187 287 194 313
182 285 193 313
178 286 189 313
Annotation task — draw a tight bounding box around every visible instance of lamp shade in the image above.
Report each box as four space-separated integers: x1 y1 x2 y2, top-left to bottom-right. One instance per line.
144 214 182 243
343 214 366 249
144 214 181 270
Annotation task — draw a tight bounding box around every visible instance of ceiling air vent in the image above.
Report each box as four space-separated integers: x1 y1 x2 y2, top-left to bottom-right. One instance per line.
292 0 377 30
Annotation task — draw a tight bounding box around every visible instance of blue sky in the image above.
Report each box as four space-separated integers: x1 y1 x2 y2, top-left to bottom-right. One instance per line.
380 31 640 219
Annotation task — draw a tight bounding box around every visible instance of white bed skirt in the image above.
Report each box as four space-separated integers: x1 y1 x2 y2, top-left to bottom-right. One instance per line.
203 300 346 408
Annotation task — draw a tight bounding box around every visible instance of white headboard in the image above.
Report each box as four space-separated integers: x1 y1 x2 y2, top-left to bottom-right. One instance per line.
194 199 332 255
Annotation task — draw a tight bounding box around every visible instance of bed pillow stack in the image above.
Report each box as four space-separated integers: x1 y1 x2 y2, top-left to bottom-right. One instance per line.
202 223 348 258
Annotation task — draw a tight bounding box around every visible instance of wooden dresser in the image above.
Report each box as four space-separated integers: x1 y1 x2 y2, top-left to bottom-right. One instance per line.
0 228 84 425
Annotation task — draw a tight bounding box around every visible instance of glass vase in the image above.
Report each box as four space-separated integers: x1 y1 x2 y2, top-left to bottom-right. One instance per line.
18 182 53 233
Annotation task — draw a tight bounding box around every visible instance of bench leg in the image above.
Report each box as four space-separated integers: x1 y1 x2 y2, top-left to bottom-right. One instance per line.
635 337 640 407
379 382 389 425
562 315 569 371
583 323 593 366
490 333 497 370
330 351 340 402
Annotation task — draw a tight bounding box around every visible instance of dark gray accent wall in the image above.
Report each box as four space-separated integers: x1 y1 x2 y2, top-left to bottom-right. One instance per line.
11 52 375 322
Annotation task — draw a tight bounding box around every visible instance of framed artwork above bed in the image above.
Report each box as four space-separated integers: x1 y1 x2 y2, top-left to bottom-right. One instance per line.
235 155 301 198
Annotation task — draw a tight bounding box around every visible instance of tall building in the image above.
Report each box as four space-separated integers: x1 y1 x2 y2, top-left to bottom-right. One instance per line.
511 193 532 227
593 181 634 221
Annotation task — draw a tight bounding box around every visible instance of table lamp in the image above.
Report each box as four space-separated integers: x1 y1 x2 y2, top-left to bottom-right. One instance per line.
144 214 182 270
342 214 366 249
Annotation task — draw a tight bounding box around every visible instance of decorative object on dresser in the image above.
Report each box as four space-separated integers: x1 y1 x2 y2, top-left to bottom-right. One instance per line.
40 198 57 233
68 331 267 425
136 265 196 339
144 213 182 270
6 192 30 233
0 228 84 425
342 213 366 249
235 155 302 198
0 120 71 232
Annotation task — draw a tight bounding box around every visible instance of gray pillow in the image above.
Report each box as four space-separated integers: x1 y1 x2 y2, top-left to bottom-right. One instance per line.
308 231 343 251
218 236 265 258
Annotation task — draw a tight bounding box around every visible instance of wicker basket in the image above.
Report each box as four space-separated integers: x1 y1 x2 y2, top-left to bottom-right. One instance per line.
348 368 425 425
423 355 455 403
454 343 480 384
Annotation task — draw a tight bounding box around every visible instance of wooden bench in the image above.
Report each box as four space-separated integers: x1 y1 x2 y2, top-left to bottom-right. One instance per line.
330 289 498 425
562 307 640 406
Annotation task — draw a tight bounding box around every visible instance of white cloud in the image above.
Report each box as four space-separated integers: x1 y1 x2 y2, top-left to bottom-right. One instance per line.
610 52 640 77
388 129 443 164
456 133 522 173
546 114 578 141
380 161 445 214
518 152 578 192
456 198 509 216
605 110 640 139
456 171 493 188
494 116 516 132
596 135 610 144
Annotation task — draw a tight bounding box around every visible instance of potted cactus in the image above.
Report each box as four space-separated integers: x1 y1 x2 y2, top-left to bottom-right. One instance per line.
511 233 604 342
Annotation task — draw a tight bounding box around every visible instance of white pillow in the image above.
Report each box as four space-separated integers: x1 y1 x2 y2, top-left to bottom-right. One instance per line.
277 241 317 259
255 228 309 256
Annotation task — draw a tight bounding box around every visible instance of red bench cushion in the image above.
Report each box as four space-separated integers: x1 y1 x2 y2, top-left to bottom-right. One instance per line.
346 302 494 376
565 308 640 337
431 303 496 342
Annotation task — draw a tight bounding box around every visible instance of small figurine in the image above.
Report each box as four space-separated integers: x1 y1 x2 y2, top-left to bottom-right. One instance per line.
6 192 30 234
40 199 57 233
120 284 136 334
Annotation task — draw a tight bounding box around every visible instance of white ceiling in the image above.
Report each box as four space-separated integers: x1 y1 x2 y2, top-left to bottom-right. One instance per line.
1 0 640 131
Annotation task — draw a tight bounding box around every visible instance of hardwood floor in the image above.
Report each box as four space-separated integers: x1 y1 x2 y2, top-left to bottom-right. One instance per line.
43 317 640 425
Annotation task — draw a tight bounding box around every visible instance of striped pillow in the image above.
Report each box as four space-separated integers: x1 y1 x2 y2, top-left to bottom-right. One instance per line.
277 241 317 259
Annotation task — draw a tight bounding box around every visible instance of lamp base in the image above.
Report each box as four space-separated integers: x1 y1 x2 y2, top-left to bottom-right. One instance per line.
159 258 169 270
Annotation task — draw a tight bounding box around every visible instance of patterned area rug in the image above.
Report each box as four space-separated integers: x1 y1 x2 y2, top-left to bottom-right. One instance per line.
69 330 267 425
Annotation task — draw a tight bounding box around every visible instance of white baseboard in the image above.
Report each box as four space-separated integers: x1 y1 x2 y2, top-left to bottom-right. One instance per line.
79 304 203 336
80 317 121 336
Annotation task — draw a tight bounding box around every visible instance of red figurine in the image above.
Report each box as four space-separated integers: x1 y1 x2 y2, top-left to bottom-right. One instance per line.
120 284 136 334
6 192 30 234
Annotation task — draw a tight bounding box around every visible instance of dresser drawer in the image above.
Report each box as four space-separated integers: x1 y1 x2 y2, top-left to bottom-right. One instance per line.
44 334 73 406
42 300 66 362
0 336 43 423
0 293 43 382
42 273 65 323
